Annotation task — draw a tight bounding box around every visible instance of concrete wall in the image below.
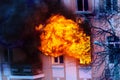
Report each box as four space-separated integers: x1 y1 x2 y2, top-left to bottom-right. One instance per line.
40 54 53 80
64 56 77 80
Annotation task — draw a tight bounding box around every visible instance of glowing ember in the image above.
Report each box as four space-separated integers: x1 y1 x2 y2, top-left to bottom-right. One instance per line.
36 14 91 65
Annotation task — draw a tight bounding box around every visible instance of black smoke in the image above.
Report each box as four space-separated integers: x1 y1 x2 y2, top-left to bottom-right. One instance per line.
0 0 75 54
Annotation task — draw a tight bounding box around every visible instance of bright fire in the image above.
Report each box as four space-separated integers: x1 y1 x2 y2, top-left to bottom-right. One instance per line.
36 14 91 65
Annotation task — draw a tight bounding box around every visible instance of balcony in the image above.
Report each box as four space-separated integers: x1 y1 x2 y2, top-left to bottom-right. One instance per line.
2 63 44 80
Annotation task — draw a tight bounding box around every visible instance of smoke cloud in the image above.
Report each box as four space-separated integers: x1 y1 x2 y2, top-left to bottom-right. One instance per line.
0 0 75 54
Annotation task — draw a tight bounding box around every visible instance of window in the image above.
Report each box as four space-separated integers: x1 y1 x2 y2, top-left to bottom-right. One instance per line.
77 0 88 11
4 48 9 62
76 0 93 13
106 36 120 63
3 48 13 63
99 0 118 13
52 55 64 64
9 48 42 75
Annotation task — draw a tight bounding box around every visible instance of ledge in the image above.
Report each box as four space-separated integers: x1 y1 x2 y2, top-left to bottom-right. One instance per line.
52 65 64 69
8 73 45 79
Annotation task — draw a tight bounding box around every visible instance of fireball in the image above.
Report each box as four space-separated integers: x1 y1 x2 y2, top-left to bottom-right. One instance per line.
36 14 91 65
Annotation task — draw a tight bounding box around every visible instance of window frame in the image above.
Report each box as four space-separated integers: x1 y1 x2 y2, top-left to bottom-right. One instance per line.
52 55 64 64
76 0 93 14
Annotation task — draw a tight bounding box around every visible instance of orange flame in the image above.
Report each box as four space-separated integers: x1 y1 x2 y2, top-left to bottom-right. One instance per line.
36 14 91 65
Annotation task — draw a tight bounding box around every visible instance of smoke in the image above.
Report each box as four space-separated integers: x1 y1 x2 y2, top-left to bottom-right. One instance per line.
0 0 75 55
27 0 76 26
0 0 92 65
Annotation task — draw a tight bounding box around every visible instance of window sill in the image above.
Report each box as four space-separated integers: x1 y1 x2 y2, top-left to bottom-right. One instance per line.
52 64 64 68
78 65 92 70
76 11 93 14
8 73 45 79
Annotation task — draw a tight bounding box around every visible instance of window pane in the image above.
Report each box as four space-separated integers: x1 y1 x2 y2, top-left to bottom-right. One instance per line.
115 44 119 48
100 0 117 13
4 49 13 63
113 0 117 11
77 0 83 11
84 0 88 11
4 48 8 62
108 44 114 48
9 49 13 62
99 0 105 12
106 0 112 12
59 55 64 63
54 57 58 63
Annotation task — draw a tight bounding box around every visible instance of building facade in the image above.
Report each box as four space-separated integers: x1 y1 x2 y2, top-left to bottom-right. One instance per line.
0 0 120 80
41 0 120 80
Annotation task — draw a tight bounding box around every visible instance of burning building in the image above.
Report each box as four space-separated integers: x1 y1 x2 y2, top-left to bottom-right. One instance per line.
0 0 120 80
39 0 120 80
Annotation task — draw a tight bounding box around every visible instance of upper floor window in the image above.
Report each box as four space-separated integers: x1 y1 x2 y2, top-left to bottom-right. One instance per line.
106 36 120 63
9 48 42 75
76 0 93 13
99 0 118 13
52 55 64 64
77 0 88 11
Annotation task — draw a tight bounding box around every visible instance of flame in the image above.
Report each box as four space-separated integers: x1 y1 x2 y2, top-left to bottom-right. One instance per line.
37 14 91 65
